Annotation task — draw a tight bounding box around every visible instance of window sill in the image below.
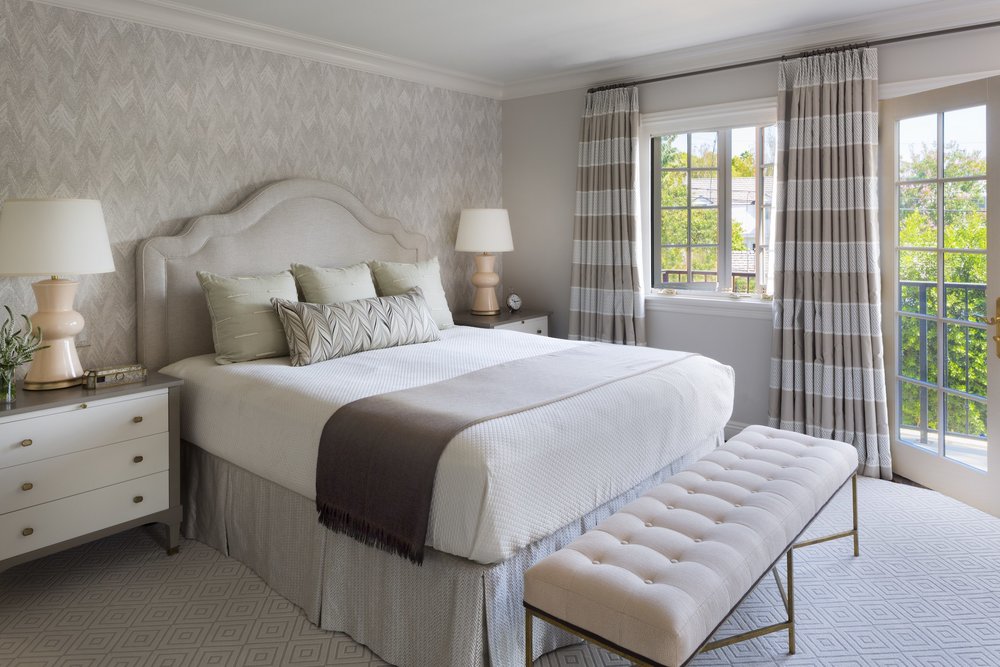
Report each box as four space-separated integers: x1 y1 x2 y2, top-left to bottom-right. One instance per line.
645 292 774 320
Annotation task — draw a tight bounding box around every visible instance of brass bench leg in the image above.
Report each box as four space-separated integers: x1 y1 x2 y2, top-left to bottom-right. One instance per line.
787 547 795 654
852 473 860 557
525 607 533 667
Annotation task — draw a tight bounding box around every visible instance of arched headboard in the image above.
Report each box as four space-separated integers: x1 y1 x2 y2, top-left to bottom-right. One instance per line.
137 178 429 370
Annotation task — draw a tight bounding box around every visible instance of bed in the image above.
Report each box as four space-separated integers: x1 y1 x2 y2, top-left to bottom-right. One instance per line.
136 178 735 666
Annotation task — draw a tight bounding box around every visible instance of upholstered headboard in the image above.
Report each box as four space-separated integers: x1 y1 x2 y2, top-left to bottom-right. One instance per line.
136 178 429 370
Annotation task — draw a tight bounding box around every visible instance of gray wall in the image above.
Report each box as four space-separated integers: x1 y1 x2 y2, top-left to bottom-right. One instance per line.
0 0 501 369
501 26 1000 429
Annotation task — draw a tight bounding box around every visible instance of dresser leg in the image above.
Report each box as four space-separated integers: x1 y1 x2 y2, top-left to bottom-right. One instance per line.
166 522 180 555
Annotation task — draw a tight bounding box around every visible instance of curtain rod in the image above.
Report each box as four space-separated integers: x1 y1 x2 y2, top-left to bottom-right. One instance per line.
587 19 1000 93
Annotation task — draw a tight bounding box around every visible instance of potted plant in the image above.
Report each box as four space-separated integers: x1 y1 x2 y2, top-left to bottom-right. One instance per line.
0 306 46 405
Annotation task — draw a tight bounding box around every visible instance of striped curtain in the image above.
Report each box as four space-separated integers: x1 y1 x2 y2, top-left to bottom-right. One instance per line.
568 87 645 345
768 48 891 479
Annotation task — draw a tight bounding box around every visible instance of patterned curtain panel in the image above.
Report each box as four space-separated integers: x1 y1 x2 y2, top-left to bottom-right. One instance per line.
768 48 891 479
568 87 646 345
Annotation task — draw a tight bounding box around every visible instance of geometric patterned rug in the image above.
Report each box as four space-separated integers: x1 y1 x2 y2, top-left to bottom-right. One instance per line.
2 477 999 666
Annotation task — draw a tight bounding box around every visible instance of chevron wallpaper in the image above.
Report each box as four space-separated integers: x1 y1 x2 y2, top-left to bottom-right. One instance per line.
0 0 502 370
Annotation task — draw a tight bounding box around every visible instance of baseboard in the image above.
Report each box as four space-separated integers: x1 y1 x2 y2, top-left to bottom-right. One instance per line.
724 420 760 440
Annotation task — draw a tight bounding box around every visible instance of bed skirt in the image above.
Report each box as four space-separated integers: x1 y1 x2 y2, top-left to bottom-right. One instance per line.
181 434 721 667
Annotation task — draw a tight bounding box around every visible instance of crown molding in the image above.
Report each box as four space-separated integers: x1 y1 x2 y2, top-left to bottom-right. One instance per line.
29 0 505 99
26 0 1000 102
502 0 1000 99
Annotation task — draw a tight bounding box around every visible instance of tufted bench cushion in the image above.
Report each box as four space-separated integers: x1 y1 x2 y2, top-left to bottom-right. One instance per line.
523 425 858 666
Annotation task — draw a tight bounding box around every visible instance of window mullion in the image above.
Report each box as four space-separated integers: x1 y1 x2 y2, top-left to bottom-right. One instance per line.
719 130 731 292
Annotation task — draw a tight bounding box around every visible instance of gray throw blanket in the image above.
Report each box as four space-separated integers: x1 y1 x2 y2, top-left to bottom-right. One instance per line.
316 344 692 563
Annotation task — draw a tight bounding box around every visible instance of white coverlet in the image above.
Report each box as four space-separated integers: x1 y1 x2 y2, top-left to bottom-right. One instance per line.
162 327 734 563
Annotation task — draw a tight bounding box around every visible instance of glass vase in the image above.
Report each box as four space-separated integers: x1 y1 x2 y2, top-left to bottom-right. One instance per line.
0 367 15 406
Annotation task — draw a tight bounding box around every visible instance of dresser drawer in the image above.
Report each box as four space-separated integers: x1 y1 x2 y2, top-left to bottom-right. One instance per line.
0 471 169 561
496 315 548 336
0 391 167 469
0 433 168 515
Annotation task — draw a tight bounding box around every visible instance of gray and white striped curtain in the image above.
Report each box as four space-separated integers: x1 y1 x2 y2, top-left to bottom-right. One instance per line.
568 87 645 345
768 48 891 479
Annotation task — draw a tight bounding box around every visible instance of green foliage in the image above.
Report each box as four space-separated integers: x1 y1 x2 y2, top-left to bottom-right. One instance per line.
897 141 988 442
731 150 755 177
0 306 46 372
732 220 748 252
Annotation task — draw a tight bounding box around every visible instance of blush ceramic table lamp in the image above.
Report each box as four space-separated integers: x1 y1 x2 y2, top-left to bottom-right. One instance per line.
0 199 115 390
455 208 513 316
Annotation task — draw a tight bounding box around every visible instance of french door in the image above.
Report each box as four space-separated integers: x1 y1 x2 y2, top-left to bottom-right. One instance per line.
881 78 1000 515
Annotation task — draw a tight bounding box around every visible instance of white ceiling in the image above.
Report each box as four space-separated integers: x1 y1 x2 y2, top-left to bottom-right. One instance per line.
37 0 1000 97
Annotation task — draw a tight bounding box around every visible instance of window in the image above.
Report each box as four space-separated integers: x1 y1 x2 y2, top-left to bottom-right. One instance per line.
650 124 776 294
894 105 988 470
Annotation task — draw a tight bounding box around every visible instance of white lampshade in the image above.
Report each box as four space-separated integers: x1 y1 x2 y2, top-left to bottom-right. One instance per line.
0 199 115 276
455 208 514 253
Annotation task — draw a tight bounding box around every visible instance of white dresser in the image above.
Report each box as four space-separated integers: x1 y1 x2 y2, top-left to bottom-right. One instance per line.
453 309 550 336
0 373 182 572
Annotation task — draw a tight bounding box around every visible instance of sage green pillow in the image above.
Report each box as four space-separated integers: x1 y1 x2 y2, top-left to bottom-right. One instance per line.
370 257 454 329
197 270 298 364
291 262 377 305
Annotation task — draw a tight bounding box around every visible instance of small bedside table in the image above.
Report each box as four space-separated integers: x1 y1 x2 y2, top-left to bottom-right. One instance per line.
0 372 182 573
454 309 551 336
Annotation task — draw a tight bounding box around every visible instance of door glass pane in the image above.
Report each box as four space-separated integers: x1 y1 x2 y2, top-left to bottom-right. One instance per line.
898 114 937 180
944 106 987 178
899 316 938 384
944 394 987 471
944 323 988 397
898 183 937 247
943 180 987 249
899 380 938 452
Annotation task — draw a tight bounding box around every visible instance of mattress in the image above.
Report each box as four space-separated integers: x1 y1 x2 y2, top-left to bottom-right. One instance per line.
162 326 734 563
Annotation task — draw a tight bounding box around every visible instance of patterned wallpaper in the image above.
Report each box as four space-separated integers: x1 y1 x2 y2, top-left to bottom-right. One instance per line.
0 0 502 369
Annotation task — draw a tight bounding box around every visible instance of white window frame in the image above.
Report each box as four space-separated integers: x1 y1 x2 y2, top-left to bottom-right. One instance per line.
639 98 777 315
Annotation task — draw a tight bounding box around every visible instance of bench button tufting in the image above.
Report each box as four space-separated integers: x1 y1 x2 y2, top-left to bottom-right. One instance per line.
643 579 653 585
670 558 678 563
620 540 628 545
644 522 653 527
693 538 702 543
734 504 741 507
687 490 695 494
592 559 600 565
715 520 723 525
666 505 674 510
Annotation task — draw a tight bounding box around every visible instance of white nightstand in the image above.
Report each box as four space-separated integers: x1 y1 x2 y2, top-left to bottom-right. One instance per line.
0 372 182 572
454 309 551 336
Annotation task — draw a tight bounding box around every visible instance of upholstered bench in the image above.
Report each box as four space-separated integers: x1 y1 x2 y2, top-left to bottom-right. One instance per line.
523 425 859 666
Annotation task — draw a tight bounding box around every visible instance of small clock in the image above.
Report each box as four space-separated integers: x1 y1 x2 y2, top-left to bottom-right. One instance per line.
506 292 522 312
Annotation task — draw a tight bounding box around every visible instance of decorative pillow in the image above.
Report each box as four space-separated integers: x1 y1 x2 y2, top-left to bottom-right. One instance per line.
369 257 454 329
272 288 440 366
197 270 298 364
291 262 377 305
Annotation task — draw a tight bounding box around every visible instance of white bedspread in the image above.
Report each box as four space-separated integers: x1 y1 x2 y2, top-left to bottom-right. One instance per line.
162 327 734 563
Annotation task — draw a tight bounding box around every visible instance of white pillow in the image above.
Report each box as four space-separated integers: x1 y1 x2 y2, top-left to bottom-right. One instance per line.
369 257 454 329
291 262 377 304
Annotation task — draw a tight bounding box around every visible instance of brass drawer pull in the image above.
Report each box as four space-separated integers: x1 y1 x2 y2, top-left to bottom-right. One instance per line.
132 416 143 423
20 439 32 447
21 482 33 491
22 527 33 536
133 455 144 463
133 495 144 504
